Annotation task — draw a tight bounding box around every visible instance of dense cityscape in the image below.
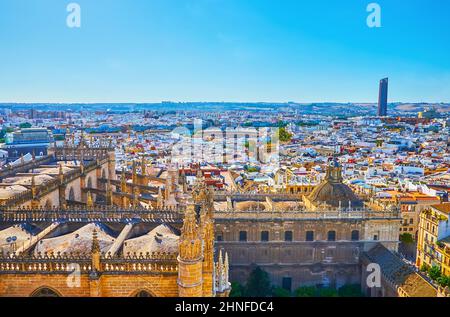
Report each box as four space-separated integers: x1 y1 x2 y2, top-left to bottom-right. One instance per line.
0 0 449 308
0 78 449 298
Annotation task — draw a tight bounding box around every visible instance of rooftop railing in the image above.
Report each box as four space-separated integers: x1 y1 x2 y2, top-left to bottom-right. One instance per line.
0 206 185 223
0 251 178 274
214 208 400 220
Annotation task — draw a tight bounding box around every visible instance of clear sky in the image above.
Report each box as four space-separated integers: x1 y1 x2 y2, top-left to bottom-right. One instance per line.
0 0 449 103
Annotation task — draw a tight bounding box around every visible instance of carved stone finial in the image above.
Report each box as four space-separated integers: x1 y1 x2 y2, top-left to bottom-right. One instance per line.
91 228 100 254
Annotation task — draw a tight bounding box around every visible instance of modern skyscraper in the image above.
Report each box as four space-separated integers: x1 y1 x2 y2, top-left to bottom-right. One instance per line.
378 77 388 116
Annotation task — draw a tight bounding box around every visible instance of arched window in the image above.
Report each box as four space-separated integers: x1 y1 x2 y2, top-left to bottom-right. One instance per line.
327 231 336 241
68 187 75 201
134 290 152 297
31 287 60 297
87 177 93 189
351 230 360 241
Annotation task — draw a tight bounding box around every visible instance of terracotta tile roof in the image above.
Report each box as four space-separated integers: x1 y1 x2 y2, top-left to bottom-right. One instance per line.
432 203 450 215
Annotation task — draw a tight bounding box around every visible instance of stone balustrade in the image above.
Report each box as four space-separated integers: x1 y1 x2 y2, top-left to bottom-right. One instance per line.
0 251 178 274
0 206 185 223
214 208 400 220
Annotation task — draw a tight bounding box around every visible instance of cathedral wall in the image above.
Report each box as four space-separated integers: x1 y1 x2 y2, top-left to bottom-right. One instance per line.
0 273 179 297
229 264 361 290
99 274 179 297
0 274 91 297
215 217 399 289
39 190 60 208
363 219 400 252
215 219 365 245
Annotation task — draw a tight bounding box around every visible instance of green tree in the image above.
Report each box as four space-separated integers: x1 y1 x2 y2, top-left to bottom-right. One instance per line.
272 287 291 297
437 276 450 287
316 287 338 297
277 121 288 128
420 263 430 272
245 166 258 173
400 233 414 244
294 286 316 297
229 282 245 297
278 127 292 143
245 266 272 297
338 284 364 297
429 266 442 281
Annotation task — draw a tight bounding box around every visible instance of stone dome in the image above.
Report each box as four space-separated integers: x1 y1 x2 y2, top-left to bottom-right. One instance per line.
305 157 363 209
307 180 362 208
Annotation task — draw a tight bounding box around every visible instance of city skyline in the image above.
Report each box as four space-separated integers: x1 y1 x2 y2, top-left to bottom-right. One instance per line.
0 0 449 103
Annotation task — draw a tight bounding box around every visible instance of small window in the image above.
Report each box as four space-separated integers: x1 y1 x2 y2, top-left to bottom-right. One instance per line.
261 231 269 242
282 277 292 292
239 231 247 242
217 235 223 242
409 218 413 224
284 231 293 242
351 230 359 241
306 231 314 241
327 231 336 241
373 235 379 241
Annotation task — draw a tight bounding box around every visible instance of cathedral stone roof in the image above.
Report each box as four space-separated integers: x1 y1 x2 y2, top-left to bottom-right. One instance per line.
123 224 179 255
33 223 115 255
306 158 363 209
363 244 437 297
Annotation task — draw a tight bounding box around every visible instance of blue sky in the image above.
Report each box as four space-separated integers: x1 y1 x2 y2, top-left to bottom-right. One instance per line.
0 0 449 103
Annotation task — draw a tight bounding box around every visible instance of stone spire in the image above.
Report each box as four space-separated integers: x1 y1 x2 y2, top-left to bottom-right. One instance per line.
59 164 64 183
177 203 203 297
120 167 127 193
132 161 137 184
224 252 229 286
141 156 146 176
31 175 37 199
133 186 140 208
87 191 94 208
179 205 201 251
91 228 101 274
91 228 100 253
200 201 215 296
30 175 40 209
215 249 230 295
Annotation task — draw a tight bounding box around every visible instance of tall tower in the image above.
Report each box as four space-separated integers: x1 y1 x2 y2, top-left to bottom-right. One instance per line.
177 204 203 297
378 77 388 117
